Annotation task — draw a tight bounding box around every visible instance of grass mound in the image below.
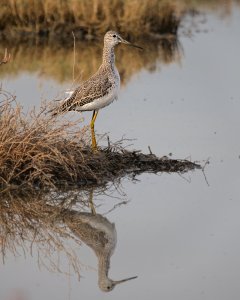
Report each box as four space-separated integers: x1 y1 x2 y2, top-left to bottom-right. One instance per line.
0 90 200 191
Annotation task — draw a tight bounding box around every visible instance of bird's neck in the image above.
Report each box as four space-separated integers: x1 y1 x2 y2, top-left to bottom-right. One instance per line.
98 254 110 286
102 44 115 66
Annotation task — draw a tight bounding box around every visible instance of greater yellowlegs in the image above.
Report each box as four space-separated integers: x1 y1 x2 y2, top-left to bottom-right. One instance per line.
52 31 142 150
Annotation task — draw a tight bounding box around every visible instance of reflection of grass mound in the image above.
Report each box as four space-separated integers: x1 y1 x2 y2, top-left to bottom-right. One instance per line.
0 91 200 191
0 190 85 278
0 36 182 83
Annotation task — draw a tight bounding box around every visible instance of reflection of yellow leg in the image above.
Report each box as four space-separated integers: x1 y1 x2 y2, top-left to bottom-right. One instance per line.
90 110 98 151
89 189 96 215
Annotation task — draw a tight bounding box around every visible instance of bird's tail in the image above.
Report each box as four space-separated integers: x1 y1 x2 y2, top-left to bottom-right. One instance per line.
48 90 74 116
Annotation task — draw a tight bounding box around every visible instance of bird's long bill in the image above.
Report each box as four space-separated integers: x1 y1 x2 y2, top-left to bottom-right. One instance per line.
121 39 143 50
114 276 138 285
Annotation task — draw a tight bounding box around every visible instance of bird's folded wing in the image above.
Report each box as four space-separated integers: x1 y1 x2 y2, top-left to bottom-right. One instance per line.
57 74 113 113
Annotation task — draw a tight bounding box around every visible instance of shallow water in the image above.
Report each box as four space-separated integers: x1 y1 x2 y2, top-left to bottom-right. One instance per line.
1 6 240 300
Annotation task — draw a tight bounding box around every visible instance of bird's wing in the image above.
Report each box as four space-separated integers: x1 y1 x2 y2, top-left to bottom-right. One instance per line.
56 71 112 113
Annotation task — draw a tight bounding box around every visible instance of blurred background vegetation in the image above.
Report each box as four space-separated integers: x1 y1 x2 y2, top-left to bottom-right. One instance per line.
0 0 239 41
0 0 239 83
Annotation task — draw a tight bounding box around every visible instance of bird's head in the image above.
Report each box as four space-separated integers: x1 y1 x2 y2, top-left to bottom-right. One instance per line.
104 31 143 50
99 276 138 292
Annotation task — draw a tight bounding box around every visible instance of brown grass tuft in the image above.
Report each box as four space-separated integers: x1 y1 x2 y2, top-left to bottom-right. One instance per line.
0 89 91 189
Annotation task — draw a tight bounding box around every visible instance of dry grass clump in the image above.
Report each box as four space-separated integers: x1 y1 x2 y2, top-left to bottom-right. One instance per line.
0 90 91 189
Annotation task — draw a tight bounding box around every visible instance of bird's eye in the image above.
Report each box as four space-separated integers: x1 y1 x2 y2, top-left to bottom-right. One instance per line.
107 286 111 290
113 34 116 38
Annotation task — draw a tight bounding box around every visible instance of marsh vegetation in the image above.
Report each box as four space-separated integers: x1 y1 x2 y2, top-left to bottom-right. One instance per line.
0 0 238 42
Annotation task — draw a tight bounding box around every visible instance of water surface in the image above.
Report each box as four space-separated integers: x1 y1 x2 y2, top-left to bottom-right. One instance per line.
1 7 240 300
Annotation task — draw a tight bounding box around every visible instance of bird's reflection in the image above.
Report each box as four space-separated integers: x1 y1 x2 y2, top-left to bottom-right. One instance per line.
0 189 136 292
64 190 137 291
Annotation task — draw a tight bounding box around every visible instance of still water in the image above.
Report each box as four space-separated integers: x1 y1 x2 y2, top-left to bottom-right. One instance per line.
1 6 240 300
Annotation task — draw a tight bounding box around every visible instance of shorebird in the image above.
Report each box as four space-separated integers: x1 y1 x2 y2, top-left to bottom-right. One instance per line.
52 30 142 150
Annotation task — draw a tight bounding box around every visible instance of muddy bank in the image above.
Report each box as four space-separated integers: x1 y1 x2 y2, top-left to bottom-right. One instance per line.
0 135 201 191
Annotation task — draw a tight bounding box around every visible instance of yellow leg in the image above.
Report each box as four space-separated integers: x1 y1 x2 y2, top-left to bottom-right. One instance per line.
90 110 98 151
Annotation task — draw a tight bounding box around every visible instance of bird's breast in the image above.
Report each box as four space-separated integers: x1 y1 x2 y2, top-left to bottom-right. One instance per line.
77 66 120 112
